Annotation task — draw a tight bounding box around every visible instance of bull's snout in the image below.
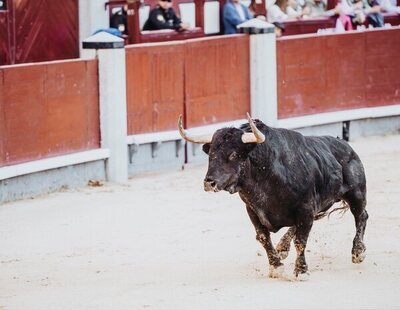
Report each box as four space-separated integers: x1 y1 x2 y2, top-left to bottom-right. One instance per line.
204 177 219 192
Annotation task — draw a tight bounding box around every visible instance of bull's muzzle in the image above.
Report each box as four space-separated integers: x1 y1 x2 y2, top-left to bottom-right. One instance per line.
204 178 219 192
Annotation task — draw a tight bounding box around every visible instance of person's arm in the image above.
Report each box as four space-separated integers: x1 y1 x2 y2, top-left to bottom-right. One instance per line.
169 8 190 30
148 9 175 30
379 0 400 12
362 0 381 13
223 4 244 26
267 5 289 22
339 0 354 15
242 4 254 19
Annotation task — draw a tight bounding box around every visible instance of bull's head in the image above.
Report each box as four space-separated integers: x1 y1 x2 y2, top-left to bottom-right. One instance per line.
178 113 265 194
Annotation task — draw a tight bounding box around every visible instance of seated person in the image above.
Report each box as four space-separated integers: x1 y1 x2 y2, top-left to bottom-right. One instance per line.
303 0 341 16
110 4 128 35
378 0 400 13
341 0 383 27
267 0 290 22
223 0 253 34
363 0 384 27
142 0 190 31
286 0 303 17
267 0 308 22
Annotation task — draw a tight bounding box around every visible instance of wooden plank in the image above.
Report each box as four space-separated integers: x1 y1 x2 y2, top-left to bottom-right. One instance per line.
185 35 250 127
1 0 78 65
277 29 400 119
0 59 100 167
126 42 185 134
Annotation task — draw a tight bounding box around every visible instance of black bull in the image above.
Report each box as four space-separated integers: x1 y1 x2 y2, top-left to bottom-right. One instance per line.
178 114 368 279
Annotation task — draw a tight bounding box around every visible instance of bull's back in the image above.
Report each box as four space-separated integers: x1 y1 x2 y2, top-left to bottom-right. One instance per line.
306 135 366 196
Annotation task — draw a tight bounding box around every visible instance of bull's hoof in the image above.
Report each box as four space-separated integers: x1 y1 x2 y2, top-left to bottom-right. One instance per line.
295 272 310 282
352 243 366 264
277 250 289 260
352 252 366 264
294 264 308 281
268 264 285 279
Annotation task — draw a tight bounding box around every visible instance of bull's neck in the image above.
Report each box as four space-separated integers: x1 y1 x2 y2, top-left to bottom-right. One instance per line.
238 143 274 195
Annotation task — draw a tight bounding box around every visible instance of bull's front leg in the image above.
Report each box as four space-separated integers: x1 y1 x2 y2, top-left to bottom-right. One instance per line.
294 209 314 280
246 206 284 278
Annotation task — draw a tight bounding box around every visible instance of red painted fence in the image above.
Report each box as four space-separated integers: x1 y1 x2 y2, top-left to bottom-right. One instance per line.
0 59 100 167
277 28 400 119
125 42 185 134
125 35 250 134
0 0 79 65
3 29 399 169
185 35 250 128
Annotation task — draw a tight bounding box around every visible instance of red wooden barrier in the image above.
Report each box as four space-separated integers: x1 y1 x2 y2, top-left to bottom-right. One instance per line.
0 0 79 65
185 35 250 127
125 42 185 134
125 35 250 133
0 59 100 167
277 28 400 119
282 17 336 37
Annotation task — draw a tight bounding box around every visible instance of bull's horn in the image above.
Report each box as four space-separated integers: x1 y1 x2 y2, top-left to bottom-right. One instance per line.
178 115 213 144
241 113 265 144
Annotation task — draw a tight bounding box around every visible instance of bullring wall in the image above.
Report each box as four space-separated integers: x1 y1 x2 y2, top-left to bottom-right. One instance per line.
1 28 400 203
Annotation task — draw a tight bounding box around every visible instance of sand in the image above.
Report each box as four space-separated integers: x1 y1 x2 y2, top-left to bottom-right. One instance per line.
0 134 399 310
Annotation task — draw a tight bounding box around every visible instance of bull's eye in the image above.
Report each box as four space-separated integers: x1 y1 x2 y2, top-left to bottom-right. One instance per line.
229 152 237 161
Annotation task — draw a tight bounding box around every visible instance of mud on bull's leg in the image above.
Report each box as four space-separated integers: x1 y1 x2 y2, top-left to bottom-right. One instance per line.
351 207 368 264
276 226 296 260
256 231 285 278
294 213 313 278
246 206 283 278
344 189 368 264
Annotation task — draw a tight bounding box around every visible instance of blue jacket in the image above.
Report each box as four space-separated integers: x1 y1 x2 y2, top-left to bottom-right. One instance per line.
223 1 253 34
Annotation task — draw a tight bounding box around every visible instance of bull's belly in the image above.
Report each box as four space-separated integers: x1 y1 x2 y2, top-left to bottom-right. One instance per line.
253 207 295 233
316 189 346 213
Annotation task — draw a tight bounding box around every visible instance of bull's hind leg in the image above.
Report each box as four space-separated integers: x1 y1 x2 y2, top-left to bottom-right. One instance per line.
276 226 296 260
246 206 284 278
294 210 313 279
344 189 368 264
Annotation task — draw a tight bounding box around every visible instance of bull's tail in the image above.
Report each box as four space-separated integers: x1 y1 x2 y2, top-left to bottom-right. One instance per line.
314 201 350 221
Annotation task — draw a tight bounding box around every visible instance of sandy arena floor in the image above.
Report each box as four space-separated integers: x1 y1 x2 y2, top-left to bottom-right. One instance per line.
0 134 400 310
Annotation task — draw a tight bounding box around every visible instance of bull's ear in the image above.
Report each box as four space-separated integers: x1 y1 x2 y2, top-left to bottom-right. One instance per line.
202 143 211 155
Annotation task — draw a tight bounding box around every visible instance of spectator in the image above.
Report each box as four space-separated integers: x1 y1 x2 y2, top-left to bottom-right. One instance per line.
248 0 267 17
341 0 384 27
340 0 367 26
363 0 385 27
287 0 302 17
267 0 306 22
142 0 190 31
303 0 341 16
378 0 400 13
110 4 128 35
223 0 253 34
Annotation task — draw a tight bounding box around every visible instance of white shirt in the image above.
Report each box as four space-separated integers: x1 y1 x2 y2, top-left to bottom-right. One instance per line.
378 0 400 12
267 4 289 23
234 3 246 21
